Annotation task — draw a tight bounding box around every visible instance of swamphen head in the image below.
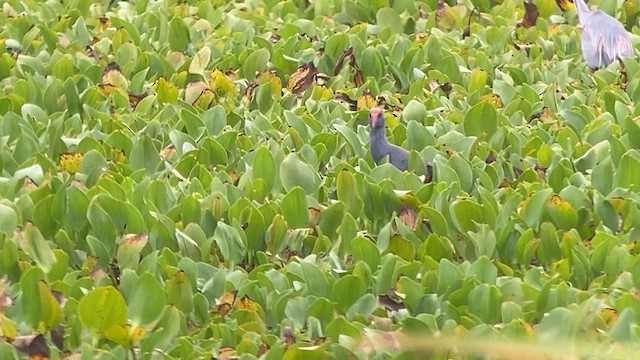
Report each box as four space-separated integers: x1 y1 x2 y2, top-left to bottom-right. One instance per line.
369 108 385 129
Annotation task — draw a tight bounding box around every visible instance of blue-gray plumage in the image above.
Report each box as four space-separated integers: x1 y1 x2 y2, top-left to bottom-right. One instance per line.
575 0 633 69
369 108 433 183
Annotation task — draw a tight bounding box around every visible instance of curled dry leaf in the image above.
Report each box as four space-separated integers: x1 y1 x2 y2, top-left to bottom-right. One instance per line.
13 334 50 358
99 62 128 94
235 295 260 313
514 43 533 55
308 207 321 227
51 325 64 351
287 62 317 95
378 294 404 312
159 145 177 160
397 205 419 230
334 93 357 110
280 326 296 346
555 0 575 11
184 81 210 105
214 346 239 360
534 164 547 180
333 46 355 75
436 0 456 31
521 0 539 28
214 290 238 316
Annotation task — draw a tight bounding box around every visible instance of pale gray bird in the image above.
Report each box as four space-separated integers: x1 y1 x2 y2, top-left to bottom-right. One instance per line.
574 0 634 69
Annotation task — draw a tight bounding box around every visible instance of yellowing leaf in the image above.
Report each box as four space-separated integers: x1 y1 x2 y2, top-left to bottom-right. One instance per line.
210 69 235 97
0 314 17 339
185 81 210 104
102 63 128 90
235 295 259 313
555 0 575 11
104 323 146 348
257 71 282 97
356 92 377 110
57 152 83 174
110 149 126 164
153 77 179 104
189 46 211 75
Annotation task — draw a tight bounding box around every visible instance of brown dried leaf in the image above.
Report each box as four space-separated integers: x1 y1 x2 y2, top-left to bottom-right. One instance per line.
214 346 239 360
280 326 296 346
379 294 404 312
218 290 238 307
308 207 321 227
334 93 357 110
13 334 50 358
522 0 539 28
353 68 364 87
397 205 418 230
333 46 354 75
51 325 64 351
288 62 317 95
159 145 176 160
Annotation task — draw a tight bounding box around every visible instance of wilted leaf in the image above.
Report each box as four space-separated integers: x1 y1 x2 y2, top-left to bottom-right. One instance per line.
522 0 539 28
287 62 317 95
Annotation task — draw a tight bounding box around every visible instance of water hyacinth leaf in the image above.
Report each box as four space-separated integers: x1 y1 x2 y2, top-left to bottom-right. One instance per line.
282 346 328 360
403 100 427 123
521 188 554 230
130 134 161 175
128 272 166 327
78 286 128 334
614 150 640 192
20 268 62 331
350 236 380 270
242 48 270 80
281 187 308 229
334 124 365 158
543 195 578 230
117 234 148 270
252 146 277 193
0 204 17 235
463 101 498 136
450 198 486 233
165 270 194 315
336 169 363 217
19 223 56 273
153 78 179 104
168 17 190 52
332 275 365 313
300 261 330 298
279 152 319 194
213 221 246 264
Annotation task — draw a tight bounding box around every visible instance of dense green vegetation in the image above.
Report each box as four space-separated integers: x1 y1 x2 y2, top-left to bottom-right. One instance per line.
2 0 640 358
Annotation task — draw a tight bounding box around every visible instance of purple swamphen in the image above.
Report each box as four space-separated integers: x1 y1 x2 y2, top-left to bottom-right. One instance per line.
369 108 433 183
